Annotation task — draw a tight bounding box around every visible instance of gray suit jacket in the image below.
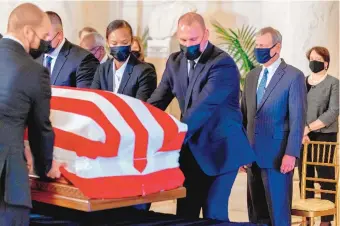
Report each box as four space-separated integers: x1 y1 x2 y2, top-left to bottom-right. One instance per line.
0 39 55 208
241 59 307 168
306 75 339 133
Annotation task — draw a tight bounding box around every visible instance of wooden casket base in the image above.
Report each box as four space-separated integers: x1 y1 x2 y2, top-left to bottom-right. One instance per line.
30 176 186 212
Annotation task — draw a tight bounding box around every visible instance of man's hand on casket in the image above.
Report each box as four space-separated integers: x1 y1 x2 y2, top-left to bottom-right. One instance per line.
47 160 66 179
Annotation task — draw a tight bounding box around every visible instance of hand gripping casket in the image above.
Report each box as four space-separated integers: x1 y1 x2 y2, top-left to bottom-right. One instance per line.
28 87 186 200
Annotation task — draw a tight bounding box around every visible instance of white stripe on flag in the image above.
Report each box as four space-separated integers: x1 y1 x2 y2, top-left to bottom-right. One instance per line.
116 94 164 158
52 88 135 163
51 110 106 142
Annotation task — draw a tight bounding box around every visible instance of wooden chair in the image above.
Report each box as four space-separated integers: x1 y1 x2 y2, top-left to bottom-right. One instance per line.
292 141 339 225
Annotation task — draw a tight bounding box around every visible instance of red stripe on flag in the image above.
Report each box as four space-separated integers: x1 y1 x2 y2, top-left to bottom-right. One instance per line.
89 90 149 173
60 167 184 199
51 97 121 158
143 103 186 152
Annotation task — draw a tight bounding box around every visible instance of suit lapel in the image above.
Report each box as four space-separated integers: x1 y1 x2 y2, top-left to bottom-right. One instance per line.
183 42 213 113
51 40 71 85
256 60 287 113
179 56 188 98
37 54 44 65
117 56 135 94
106 60 114 91
249 67 261 115
184 63 205 112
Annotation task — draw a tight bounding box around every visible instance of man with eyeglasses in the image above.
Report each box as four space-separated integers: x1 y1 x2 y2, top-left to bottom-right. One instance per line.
80 32 110 64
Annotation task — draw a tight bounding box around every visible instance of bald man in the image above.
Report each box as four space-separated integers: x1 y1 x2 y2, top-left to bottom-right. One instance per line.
36 11 99 88
148 13 256 221
80 32 110 64
0 3 58 225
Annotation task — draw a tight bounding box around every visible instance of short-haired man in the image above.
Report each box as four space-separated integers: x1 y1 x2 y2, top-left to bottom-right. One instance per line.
80 32 109 64
241 27 307 225
78 26 97 42
147 12 255 221
36 11 99 88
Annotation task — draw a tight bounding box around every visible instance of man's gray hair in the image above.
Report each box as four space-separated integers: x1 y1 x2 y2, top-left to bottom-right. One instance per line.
256 27 282 44
85 32 106 48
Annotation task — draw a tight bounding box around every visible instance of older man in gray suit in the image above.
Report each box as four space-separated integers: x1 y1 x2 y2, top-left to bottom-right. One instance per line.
241 27 307 226
0 3 62 225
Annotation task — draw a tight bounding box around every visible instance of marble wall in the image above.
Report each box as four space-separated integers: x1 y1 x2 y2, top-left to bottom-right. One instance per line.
0 0 338 77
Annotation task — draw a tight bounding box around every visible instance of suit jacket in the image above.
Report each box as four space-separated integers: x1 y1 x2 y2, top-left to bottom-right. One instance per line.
241 59 307 169
147 42 256 176
0 39 54 208
91 54 157 102
38 39 99 88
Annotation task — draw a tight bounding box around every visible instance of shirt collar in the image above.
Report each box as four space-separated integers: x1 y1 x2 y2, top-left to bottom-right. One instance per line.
3 35 25 49
100 54 109 64
113 55 130 77
263 57 282 73
45 38 66 59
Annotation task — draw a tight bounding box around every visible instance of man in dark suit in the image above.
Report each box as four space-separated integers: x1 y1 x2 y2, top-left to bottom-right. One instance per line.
37 11 99 88
147 12 256 221
241 27 307 226
0 3 61 225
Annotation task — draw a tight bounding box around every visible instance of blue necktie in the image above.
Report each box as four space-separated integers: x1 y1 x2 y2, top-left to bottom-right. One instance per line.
257 68 269 107
45 56 53 74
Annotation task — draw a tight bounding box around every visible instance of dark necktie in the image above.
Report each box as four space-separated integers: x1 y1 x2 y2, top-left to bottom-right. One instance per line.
45 56 53 74
188 60 196 85
257 68 269 107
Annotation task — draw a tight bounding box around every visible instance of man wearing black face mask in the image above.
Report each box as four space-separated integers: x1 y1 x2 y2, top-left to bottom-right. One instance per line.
36 11 100 88
241 27 307 226
147 12 255 221
0 3 61 225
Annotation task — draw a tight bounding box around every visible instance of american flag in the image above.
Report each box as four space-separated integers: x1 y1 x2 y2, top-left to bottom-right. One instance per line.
26 86 187 199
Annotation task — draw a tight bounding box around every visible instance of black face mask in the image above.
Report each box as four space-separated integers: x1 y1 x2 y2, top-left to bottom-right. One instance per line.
180 43 202 61
131 51 141 59
309 60 325 73
45 32 60 54
110 45 131 62
29 39 50 59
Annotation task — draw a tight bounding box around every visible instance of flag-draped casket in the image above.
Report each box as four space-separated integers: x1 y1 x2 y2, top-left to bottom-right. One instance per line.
26 87 187 199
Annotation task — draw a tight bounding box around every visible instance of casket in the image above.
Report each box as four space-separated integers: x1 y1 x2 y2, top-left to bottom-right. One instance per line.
28 87 187 211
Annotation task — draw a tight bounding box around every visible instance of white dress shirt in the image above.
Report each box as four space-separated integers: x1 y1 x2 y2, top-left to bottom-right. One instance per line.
257 57 282 90
44 38 66 73
3 35 24 49
112 55 130 93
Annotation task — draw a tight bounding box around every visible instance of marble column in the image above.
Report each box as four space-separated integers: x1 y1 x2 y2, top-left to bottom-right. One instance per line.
261 1 339 78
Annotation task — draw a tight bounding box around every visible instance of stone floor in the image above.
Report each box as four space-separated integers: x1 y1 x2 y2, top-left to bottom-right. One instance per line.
151 169 335 225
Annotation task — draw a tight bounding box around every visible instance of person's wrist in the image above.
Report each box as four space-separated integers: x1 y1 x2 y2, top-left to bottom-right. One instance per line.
307 124 312 132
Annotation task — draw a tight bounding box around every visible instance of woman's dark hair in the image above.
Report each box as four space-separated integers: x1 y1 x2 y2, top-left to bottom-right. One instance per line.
306 46 330 69
106 20 133 39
